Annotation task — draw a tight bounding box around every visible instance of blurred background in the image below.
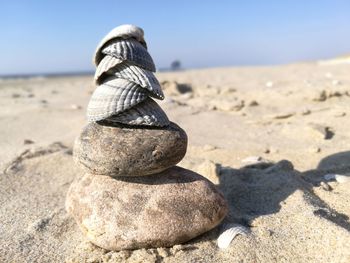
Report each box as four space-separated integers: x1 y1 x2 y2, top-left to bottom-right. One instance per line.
1 0 349 76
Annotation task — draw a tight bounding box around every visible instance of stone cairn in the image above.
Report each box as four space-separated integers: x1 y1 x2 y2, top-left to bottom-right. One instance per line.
66 25 228 251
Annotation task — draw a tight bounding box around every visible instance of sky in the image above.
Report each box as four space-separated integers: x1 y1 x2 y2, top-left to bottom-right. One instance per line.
1 0 349 75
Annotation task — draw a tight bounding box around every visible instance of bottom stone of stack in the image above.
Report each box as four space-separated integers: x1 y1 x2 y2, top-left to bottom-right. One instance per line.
65 166 228 251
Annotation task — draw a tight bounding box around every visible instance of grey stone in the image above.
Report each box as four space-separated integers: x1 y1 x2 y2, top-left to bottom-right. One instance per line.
65 166 228 251
73 122 187 177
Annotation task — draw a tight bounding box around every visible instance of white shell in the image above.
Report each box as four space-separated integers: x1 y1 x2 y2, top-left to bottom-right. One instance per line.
101 38 156 72
102 62 164 100
104 97 170 127
94 24 147 65
94 55 123 81
324 173 350 183
217 224 250 249
87 78 147 122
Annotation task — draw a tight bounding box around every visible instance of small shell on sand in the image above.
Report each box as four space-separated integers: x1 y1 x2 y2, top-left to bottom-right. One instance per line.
265 81 274 88
217 223 250 249
324 174 350 183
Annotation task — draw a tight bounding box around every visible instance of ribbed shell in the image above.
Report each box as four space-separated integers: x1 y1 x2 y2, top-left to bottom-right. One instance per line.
90 25 169 127
94 55 123 82
217 224 250 249
101 39 156 72
104 97 170 127
102 62 164 100
87 78 148 122
94 24 147 65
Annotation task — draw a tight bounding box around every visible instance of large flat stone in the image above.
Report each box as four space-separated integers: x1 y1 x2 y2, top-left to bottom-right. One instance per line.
73 122 187 177
65 166 228 251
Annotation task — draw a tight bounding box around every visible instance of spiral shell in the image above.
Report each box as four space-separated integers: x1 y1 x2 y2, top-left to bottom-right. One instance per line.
103 97 170 127
94 24 147 65
102 62 164 100
100 39 155 72
87 78 148 122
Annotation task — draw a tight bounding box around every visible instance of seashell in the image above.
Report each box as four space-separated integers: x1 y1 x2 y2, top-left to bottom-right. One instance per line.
102 62 164 100
217 223 250 249
94 24 147 65
90 25 168 127
94 55 123 81
101 39 156 72
103 97 170 127
87 78 148 122
324 173 350 183
335 174 350 183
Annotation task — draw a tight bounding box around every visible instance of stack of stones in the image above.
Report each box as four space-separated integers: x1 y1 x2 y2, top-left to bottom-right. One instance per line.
66 25 228 251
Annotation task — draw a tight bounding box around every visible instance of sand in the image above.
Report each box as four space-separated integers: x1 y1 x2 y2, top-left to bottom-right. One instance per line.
1 62 350 262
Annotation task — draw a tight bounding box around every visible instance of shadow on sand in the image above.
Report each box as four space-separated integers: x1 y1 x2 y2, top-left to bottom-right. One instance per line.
214 152 350 232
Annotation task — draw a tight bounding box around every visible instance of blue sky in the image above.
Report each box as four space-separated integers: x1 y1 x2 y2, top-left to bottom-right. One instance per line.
1 0 349 75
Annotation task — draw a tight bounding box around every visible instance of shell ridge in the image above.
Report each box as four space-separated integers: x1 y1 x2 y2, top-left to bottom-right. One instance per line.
94 56 123 81
109 62 163 99
117 86 129 112
129 65 146 87
87 81 149 122
104 97 169 126
101 39 155 72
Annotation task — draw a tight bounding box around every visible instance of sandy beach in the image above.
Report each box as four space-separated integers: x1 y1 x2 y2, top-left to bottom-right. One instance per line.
1 62 350 262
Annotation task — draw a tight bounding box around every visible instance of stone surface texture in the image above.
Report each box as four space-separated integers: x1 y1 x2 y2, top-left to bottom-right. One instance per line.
65 166 228 251
73 122 187 177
